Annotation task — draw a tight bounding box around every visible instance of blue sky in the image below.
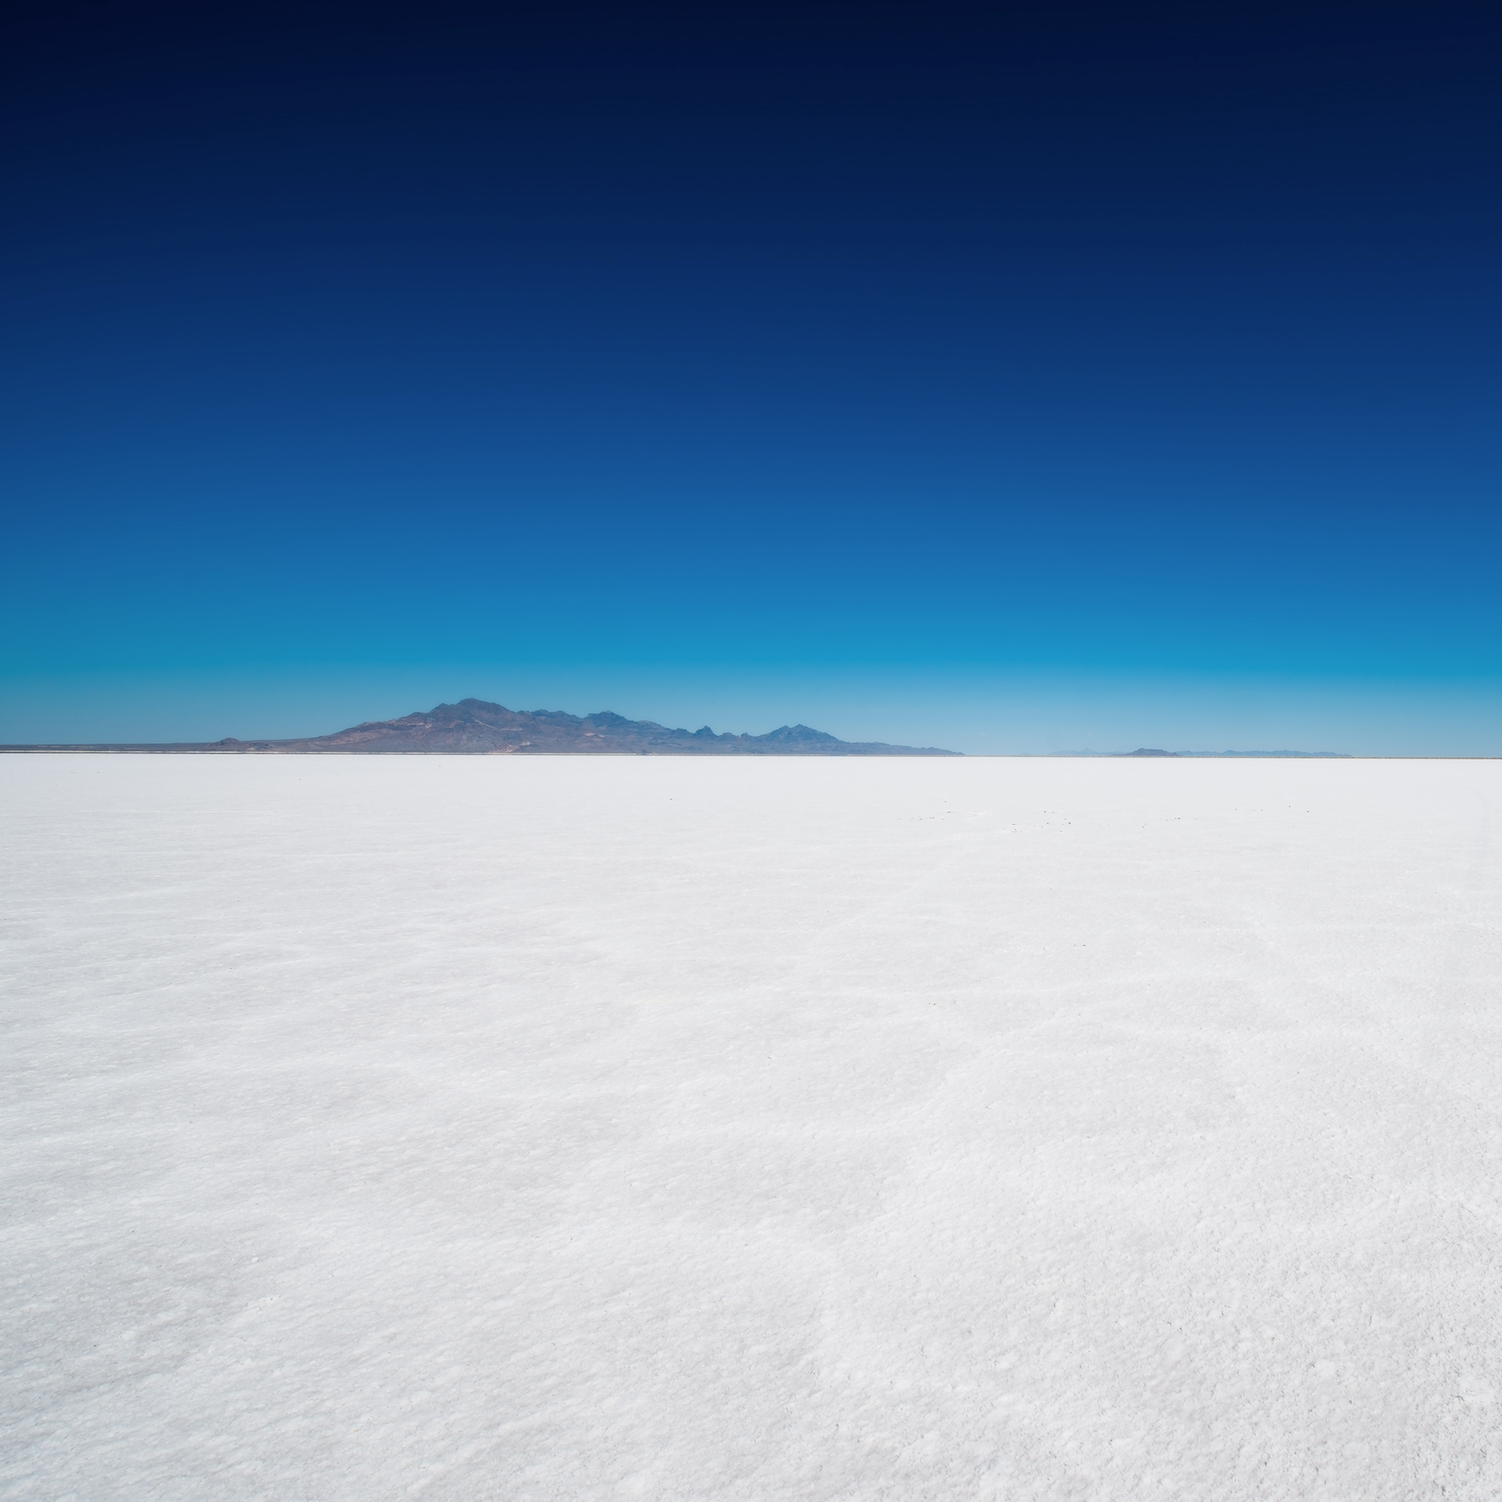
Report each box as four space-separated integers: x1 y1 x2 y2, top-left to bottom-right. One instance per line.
3 3 1499 752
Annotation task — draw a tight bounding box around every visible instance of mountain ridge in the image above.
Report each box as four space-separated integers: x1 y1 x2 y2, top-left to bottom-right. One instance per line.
1 699 961 756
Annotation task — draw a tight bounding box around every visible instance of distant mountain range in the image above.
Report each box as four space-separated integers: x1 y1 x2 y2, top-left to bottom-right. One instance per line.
0 702 1354 758
4 698 960 756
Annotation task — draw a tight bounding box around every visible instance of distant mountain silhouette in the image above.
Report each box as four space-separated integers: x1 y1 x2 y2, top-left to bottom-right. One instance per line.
6 699 960 756
1048 748 1352 759
273 700 959 755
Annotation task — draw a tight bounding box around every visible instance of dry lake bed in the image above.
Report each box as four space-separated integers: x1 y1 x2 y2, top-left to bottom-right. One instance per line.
3 754 1499 1500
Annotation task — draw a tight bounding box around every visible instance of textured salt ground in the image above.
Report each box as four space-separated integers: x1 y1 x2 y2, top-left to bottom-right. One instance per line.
1 755 1499 1501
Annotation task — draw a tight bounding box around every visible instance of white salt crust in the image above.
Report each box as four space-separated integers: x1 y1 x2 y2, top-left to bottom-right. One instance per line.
2 753 1499 1500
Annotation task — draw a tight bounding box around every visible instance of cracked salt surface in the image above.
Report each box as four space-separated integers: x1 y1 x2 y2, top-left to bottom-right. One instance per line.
2 753 1499 1500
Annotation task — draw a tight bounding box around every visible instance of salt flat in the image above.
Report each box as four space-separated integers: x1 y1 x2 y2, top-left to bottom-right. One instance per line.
2 754 1499 1501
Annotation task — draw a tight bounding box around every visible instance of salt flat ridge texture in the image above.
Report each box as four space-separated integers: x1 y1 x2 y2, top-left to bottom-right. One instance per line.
2 755 1499 1501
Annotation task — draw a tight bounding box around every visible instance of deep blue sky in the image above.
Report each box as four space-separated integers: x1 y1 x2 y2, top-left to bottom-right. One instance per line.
4 2 1500 751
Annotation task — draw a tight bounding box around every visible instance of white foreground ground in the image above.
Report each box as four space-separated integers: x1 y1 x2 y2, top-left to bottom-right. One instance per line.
3 755 1500 1501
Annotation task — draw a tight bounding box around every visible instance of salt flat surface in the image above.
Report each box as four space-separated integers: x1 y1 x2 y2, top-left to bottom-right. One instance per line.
2 755 1500 1501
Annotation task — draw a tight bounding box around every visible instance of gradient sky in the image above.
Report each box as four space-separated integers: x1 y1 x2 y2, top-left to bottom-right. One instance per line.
4 2 1500 752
